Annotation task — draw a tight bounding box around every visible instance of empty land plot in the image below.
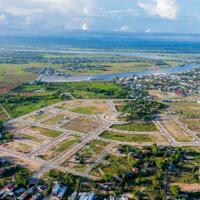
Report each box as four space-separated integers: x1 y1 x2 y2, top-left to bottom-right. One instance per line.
56 100 84 110
24 108 59 122
180 119 200 133
61 140 108 172
90 153 131 178
161 120 193 142
38 136 80 161
170 102 200 118
0 152 42 172
18 134 44 144
2 140 36 154
70 100 109 114
28 126 62 138
41 112 76 126
111 121 158 132
100 130 168 143
5 122 28 132
60 116 103 133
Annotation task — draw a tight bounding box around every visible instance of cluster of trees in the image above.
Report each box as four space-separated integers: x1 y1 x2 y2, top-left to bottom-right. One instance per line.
122 97 166 121
105 144 196 199
0 159 30 188
0 121 13 143
44 169 81 196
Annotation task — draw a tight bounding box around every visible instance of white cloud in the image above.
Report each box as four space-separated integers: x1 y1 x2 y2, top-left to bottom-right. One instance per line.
139 0 178 20
0 14 7 24
145 28 152 32
25 15 35 26
115 25 130 32
82 22 89 30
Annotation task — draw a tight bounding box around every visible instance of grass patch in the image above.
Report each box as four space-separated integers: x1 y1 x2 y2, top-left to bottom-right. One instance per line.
31 126 62 138
100 131 153 142
111 121 158 132
71 106 96 114
60 116 102 133
20 134 41 143
55 138 80 153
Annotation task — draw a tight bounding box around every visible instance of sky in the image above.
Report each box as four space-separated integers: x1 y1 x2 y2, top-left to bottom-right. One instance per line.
0 0 200 35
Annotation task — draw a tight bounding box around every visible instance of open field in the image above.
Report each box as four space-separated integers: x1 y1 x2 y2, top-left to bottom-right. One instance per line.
0 82 127 118
180 119 200 133
38 136 80 161
2 140 37 154
90 153 131 178
5 122 28 132
61 140 109 172
169 101 200 118
60 116 104 133
100 130 168 143
26 126 62 138
0 63 39 93
111 121 158 132
71 103 109 114
41 111 76 125
19 134 44 143
160 119 193 142
57 99 109 114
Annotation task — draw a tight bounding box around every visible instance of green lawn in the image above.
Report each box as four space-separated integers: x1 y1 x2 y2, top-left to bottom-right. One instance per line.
31 126 62 138
111 122 158 132
100 131 153 142
20 134 41 143
54 138 80 153
71 106 96 114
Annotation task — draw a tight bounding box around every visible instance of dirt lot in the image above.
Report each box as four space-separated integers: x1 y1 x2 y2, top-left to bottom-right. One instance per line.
41 111 76 126
0 153 42 172
5 122 28 132
2 140 37 154
38 136 80 161
60 116 104 133
181 119 200 133
24 108 59 122
161 119 193 142
175 183 200 192
20 126 62 139
57 100 110 113
61 140 109 172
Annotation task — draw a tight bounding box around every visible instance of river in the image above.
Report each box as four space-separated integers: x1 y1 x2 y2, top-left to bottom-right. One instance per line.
39 63 199 82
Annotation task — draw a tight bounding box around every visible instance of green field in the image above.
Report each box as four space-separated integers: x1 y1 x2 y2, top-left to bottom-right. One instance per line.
100 130 153 142
100 130 168 142
31 126 62 138
111 121 158 132
20 134 42 143
0 81 128 119
170 101 200 118
71 106 96 114
38 137 80 161
55 138 80 153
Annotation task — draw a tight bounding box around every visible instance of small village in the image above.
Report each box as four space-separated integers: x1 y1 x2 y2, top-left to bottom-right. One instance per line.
116 68 200 97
